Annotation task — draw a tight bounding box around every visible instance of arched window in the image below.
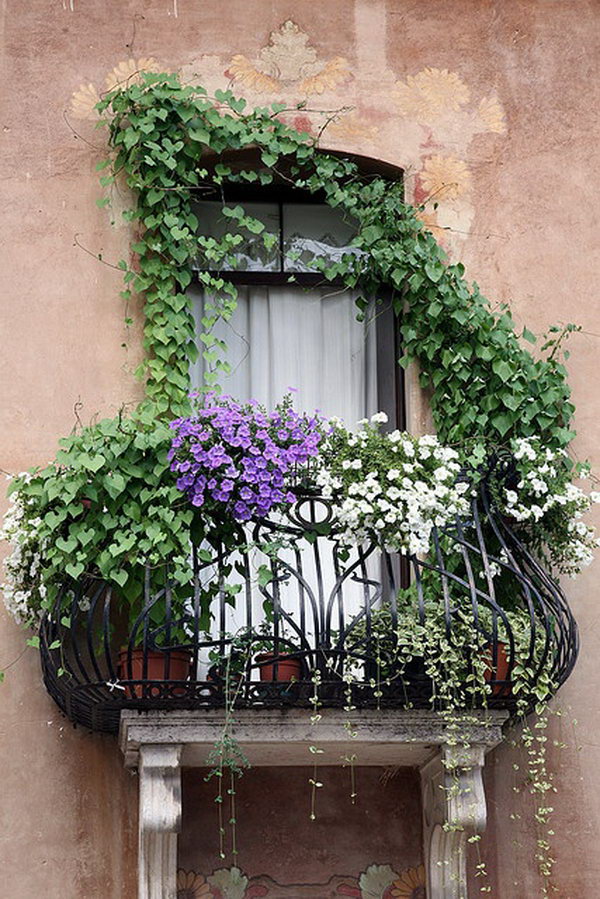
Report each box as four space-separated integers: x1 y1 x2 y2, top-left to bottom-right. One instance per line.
188 150 405 430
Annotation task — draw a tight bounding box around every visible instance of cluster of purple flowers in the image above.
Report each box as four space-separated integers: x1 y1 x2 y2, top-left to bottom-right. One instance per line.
169 394 324 521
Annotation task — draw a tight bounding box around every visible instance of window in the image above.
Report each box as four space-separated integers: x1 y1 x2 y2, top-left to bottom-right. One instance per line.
191 194 361 276
189 159 404 429
188 156 407 644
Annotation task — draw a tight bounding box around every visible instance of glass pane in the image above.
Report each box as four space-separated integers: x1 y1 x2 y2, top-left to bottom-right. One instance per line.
191 201 280 272
283 203 361 272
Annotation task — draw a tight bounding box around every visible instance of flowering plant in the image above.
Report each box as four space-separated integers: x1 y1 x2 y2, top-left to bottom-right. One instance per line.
316 413 471 554
168 394 324 522
494 437 600 577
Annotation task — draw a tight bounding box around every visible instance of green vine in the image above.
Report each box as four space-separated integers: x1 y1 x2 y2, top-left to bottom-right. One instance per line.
98 72 575 451
4 71 580 618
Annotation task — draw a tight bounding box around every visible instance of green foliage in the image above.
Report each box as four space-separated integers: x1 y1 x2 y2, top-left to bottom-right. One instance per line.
95 72 576 453
3 74 583 645
8 410 195 617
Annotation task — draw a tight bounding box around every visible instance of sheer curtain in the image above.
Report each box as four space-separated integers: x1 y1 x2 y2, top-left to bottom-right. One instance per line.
188 282 379 655
189 283 378 425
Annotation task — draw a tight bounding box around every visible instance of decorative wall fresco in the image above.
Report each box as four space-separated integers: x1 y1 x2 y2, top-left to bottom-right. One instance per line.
176 863 426 899
391 66 506 253
226 20 352 96
68 17 507 255
70 56 162 120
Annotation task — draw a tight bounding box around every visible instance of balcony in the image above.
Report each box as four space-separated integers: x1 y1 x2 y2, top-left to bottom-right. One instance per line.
39 476 578 735
37 472 580 899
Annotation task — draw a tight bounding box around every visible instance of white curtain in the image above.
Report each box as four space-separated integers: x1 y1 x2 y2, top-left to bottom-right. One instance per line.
188 283 380 660
189 283 378 426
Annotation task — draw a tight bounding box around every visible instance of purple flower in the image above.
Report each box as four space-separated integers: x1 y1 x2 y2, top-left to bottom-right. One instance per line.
169 393 325 522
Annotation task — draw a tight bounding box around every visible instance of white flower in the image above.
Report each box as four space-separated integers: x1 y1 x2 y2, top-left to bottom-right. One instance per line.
370 411 389 424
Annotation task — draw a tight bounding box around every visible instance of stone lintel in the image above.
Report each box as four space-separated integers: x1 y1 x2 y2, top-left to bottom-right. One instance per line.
119 708 508 769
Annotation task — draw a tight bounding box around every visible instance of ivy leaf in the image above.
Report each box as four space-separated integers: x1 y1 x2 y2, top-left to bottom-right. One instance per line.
492 359 513 383
257 565 274 587
425 261 444 283
189 126 210 144
491 412 514 436
65 561 85 580
82 453 106 472
111 568 129 588
56 536 78 553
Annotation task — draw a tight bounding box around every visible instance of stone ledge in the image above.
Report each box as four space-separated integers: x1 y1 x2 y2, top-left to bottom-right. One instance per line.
119 708 509 769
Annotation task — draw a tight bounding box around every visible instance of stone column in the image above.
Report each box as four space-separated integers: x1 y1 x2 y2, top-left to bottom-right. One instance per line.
138 744 183 899
420 744 488 899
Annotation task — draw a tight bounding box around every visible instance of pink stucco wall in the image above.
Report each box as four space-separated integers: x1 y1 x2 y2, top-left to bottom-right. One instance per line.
1 1 599 896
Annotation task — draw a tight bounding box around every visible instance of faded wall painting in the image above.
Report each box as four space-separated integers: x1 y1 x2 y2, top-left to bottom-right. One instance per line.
69 17 507 257
176 863 426 898
179 768 424 899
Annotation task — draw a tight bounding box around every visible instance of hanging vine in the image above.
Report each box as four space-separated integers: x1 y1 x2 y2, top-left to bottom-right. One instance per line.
97 73 576 451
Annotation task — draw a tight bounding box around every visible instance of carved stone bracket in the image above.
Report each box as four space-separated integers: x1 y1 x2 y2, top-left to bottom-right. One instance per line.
138 744 183 899
420 743 490 899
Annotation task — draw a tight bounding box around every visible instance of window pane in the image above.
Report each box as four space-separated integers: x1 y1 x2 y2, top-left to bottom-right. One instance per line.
283 203 361 272
191 201 280 271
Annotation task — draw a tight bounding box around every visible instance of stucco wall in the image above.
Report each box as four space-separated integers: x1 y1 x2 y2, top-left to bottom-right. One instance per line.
1 1 599 896
178 766 423 897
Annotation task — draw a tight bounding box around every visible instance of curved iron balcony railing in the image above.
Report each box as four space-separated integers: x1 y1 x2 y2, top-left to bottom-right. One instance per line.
39 477 578 734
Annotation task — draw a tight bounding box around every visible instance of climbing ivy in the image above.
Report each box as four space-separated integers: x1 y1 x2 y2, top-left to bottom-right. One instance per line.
98 71 575 451
0 72 583 894
1 71 582 620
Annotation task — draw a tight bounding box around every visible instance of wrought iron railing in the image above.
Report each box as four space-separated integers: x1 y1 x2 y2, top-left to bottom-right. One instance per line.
39 476 578 734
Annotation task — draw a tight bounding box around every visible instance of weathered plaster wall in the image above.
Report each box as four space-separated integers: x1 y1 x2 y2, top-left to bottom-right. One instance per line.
1 1 599 896
178 766 424 897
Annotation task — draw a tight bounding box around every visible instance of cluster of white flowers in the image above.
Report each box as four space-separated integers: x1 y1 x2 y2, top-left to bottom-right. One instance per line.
501 437 600 576
318 414 470 555
0 478 47 625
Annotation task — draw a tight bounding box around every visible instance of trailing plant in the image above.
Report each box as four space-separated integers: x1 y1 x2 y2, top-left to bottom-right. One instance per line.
3 73 593 627
346 588 558 891
94 72 578 455
0 410 194 626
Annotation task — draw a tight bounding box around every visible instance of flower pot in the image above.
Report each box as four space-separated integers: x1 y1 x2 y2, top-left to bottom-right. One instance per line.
483 641 512 696
117 648 192 698
255 652 302 682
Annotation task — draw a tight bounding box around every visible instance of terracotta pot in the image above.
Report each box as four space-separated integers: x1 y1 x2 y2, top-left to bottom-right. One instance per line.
255 652 303 682
117 648 192 698
483 641 512 696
